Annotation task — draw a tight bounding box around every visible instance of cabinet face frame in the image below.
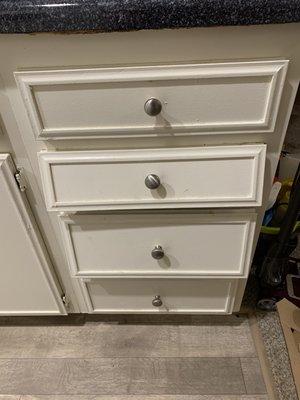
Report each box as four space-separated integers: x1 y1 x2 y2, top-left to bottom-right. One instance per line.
77 278 238 314
59 212 257 279
0 154 67 315
39 144 266 211
15 60 288 140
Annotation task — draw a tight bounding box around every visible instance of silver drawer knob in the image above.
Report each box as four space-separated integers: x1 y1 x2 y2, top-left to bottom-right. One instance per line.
151 245 164 260
144 98 162 116
152 295 163 307
145 174 161 189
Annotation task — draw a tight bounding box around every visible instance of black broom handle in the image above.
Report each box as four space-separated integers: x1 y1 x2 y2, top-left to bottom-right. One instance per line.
275 162 300 256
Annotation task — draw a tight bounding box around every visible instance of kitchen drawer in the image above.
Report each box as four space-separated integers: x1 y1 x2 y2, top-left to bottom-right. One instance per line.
59 212 256 278
15 61 287 140
39 144 266 211
80 278 238 314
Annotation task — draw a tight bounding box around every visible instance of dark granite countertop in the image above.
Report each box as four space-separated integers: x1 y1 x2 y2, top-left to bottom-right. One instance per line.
0 0 300 34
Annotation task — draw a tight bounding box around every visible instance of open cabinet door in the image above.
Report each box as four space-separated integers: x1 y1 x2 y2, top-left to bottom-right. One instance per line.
0 154 67 315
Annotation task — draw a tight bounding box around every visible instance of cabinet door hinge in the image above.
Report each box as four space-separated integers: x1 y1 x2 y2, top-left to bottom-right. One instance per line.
14 168 27 192
61 293 69 308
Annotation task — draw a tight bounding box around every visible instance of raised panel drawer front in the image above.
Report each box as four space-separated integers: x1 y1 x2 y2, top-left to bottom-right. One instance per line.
59 212 256 278
39 144 266 211
80 278 238 314
15 60 288 139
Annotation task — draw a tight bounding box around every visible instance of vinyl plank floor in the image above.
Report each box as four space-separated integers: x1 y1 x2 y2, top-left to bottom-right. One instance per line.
240 358 267 394
0 396 21 400
0 316 256 358
0 357 246 395
21 396 269 400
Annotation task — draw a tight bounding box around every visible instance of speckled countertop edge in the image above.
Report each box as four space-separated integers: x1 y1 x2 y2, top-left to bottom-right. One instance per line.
0 0 300 34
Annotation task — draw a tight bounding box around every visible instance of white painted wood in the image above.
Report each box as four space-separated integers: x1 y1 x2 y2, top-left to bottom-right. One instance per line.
80 278 238 314
15 60 288 140
0 82 83 314
59 212 256 278
0 154 66 315
39 144 266 211
1 25 299 314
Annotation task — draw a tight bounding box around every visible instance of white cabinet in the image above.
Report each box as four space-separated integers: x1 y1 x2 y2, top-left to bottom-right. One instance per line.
0 27 297 315
0 154 66 315
6 55 293 314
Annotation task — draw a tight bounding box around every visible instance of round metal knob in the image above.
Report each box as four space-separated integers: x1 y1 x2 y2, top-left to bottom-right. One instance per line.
145 174 161 190
152 295 163 307
151 245 164 260
144 98 162 116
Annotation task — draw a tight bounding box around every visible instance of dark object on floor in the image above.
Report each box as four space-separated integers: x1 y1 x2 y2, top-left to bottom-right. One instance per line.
257 258 300 311
256 163 300 310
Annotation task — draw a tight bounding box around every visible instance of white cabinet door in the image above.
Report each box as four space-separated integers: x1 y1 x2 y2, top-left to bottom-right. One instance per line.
0 154 66 315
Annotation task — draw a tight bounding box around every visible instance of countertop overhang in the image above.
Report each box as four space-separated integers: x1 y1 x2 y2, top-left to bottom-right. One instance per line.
0 0 300 34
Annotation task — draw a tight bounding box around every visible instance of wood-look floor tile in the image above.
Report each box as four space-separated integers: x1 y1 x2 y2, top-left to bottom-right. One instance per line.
0 357 245 395
0 396 21 400
21 396 269 400
0 316 255 358
240 358 267 394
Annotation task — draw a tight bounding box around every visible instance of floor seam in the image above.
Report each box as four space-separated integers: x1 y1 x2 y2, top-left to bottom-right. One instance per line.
0 355 257 360
239 356 249 395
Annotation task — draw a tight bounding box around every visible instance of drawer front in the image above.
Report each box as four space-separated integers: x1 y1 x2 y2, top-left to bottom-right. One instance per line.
80 278 237 314
15 61 287 140
59 212 256 278
39 144 266 211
